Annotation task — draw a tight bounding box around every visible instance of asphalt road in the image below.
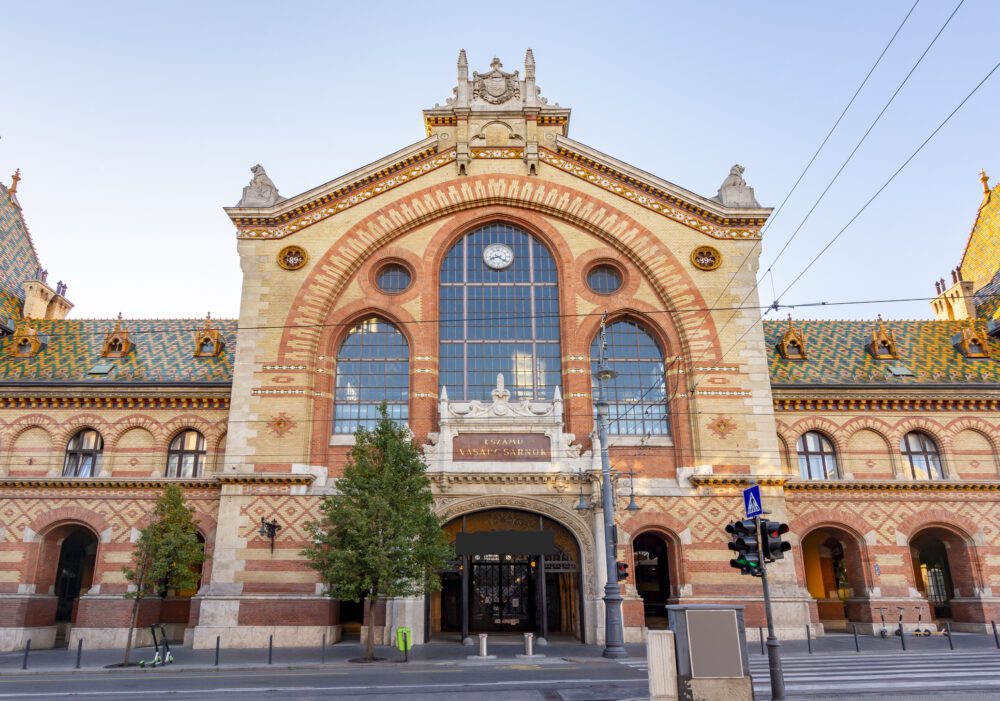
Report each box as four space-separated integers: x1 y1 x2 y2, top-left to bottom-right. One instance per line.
0 658 649 700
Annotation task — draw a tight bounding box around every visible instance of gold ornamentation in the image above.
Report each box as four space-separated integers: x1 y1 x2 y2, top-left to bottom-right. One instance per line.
7 319 42 358
869 315 898 360
194 312 225 357
470 148 524 159
956 321 990 359
277 246 308 271
778 315 807 360
101 313 131 358
690 246 722 271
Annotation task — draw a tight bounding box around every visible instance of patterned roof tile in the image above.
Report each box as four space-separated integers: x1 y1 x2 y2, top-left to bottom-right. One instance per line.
764 319 1000 386
0 318 236 385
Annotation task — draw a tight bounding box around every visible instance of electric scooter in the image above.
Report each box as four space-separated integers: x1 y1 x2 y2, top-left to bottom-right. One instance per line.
893 606 905 636
875 607 890 639
138 624 173 667
914 606 932 636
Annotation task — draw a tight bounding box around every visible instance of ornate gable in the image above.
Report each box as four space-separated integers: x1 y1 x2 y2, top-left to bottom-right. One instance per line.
868 316 898 360
194 313 225 358
101 314 131 358
6 319 44 358
954 321 991 359
777 315 807 360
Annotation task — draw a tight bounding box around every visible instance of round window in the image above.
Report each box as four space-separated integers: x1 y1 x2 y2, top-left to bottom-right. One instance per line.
376 264 412 293
587 265 623 294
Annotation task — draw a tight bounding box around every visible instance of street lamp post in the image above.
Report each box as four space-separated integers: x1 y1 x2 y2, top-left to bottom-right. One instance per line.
594 359 627 659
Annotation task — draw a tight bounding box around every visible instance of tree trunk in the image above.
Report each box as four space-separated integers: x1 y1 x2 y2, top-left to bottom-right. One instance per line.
122 596 141 666
365 596 376 660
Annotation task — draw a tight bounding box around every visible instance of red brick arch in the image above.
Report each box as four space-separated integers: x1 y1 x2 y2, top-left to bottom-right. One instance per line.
29 506 111 539
621 511 691 589
275 175 720 366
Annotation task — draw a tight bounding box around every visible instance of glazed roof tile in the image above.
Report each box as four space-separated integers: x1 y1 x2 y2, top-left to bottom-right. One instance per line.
0 318 236 385
764 319 1000 386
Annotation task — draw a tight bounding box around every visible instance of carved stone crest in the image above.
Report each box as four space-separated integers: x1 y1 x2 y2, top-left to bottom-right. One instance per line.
472 57 521 105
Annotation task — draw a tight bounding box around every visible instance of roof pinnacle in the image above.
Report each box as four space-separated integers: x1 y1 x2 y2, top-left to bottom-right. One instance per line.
9 169 20 195
981 169 990 195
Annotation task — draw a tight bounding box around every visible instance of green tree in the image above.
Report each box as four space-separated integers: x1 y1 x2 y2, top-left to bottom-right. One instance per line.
121 483 204 666
303 406 452 660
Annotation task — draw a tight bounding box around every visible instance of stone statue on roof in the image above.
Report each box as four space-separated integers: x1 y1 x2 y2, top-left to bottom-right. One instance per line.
236 165 286 207
712 164 760 208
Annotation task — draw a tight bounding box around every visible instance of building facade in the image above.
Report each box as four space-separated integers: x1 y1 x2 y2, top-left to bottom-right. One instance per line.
1 51 999 651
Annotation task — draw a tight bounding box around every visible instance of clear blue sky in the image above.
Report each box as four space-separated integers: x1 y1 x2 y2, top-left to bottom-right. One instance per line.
2 0 997 320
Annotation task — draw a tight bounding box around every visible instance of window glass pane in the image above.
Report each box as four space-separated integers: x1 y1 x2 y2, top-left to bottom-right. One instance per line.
333 318 409 434
591 320 670 436
438 222 561 401
376 264 411 293
587 265 622 294
796 431 838 480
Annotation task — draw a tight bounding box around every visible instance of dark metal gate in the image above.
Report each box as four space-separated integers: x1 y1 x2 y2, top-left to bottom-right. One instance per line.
470 555 535 632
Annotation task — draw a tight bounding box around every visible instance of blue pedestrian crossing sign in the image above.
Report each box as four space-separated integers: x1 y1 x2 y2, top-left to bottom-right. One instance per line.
743 485 763 518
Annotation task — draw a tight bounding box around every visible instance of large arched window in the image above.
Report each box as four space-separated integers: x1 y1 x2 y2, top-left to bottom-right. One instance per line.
590 319 670 436
167 430 206 478
334 317 409 434
63 429 103 477
439 222 561 401
901 431 944 480
796 431 839 480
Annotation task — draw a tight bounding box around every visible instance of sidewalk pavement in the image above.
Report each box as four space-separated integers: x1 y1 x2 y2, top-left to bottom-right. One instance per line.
0 638 648 675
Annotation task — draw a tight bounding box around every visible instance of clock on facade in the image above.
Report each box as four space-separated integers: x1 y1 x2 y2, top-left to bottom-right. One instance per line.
482 243 514 269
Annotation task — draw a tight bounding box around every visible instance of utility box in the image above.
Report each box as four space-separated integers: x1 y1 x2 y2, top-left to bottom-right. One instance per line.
666 605 753 701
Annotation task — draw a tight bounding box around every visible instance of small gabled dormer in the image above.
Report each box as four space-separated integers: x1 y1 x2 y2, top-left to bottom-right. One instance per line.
953 321 991 358
194 312 224 357
777 315 807 360
7 320 44 358
101 313 131 358
868 315 898 360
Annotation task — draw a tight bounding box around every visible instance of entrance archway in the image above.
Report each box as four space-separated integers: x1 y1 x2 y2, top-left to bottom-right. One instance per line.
48 526 98 642
909 527 972 621
800 527 867 630
632 532 674 629
433 509 583 642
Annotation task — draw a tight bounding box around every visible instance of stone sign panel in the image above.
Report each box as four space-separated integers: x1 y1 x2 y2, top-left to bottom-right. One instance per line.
454 433 551 461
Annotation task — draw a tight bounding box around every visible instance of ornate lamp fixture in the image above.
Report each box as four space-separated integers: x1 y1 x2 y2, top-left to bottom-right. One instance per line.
258 517 281 553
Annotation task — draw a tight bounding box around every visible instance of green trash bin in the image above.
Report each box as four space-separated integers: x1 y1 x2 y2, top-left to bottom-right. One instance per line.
396 626 412 653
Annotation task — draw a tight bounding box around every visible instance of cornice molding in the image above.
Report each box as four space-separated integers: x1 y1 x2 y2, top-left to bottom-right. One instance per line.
786 479 1000 493
0 473 313 490
773 396 1000 412
688 475 789 487
0 394 230 410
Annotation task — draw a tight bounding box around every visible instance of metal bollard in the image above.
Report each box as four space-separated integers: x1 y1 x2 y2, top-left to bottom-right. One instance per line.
806 625 812 653
75 638 83 669
758 627 764 654
215 636 220 666
994 621 1000 649
899 622 906 651
268 634 273 665
852 624 860 653
946 621 954 650
523 632 534 657
21 639 30 670
321 633 326 664
478 633 488 657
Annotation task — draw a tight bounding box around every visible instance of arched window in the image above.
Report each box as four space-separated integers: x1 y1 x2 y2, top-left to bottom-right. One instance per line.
167 430 206 478
63 429 103 477
439 222 561 401
334 317 409 434
590 319 670 436
796 431 839 480
901 431 944 480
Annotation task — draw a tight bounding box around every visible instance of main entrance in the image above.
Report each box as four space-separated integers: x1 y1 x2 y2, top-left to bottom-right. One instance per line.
433 509 583 641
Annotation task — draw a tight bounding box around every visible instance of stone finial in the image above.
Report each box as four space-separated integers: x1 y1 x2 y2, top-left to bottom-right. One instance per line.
982 169 990 195
525 48 535 79
9 169 20 195
236 164 286 208
711 164 760 207
457 48 468 78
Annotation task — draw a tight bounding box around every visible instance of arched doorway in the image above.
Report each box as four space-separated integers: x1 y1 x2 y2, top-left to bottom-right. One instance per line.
800 527 866 630
910 528 970 621
433 509 583 642
632 532 673 629
49 526 98 644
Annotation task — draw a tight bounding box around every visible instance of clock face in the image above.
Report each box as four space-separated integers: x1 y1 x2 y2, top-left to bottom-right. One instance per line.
483 243 514 270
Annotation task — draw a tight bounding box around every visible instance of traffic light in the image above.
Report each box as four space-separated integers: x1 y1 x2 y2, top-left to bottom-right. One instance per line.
762 520 791 562
616 560 629 581
726 519 761 576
